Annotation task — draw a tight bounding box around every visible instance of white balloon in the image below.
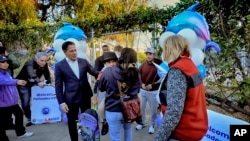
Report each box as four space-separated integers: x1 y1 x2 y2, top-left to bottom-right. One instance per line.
190 37 206 50
77 51 87 59
159 32 175 48
54 51 66 62
66 38 80 50
191 48 205 66
78 40 87 52
177 28 197 46
53 39 65 52
77 51 90 62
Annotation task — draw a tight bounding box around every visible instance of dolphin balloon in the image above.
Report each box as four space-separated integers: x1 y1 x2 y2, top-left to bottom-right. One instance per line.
159 2 221 53
54 22 87 40
51 22 89 65
157 2 221 78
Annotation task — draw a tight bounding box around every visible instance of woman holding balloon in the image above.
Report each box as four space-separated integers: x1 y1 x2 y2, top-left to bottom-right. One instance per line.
155 35 208 141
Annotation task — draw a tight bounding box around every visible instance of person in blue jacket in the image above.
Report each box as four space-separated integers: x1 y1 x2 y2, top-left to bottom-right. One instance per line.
98 48 140 141
0 55 34 141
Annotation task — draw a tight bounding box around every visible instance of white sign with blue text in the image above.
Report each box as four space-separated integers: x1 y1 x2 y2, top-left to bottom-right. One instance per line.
31 86 61 124
202 110 249 141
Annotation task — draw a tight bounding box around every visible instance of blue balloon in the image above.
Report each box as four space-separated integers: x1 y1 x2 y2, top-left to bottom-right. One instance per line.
46 48 56 54
165 2 221 54
156 114 162 127
63 113 68 124
54 22 87 40
166 2 210 43
197 64 206 79
204 41 221 53
157 62 169 78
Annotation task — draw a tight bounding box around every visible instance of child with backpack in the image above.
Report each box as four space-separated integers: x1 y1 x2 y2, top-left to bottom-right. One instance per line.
96 52 118 135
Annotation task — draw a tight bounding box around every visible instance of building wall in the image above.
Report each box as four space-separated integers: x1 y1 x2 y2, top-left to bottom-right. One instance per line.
134 0 180 53
148 0 180 8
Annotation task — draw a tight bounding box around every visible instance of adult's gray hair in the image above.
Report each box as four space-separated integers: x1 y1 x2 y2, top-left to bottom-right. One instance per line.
35 52 47 60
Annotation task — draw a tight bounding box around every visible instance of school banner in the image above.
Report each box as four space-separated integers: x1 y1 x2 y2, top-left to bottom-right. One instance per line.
31 86 61 124
202 110 249 141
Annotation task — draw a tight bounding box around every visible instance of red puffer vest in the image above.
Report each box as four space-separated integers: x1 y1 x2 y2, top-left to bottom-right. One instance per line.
170 57 208 141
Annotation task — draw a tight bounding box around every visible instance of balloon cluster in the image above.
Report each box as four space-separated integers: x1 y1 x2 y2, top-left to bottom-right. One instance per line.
50 22 89 68
156 2 221 79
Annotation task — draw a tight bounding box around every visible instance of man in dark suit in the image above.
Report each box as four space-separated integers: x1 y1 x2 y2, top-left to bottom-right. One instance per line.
55 41 98 141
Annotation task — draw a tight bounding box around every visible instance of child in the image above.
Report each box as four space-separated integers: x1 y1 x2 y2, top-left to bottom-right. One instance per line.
97 48 141 141
0 55 34 141
96 52 118 135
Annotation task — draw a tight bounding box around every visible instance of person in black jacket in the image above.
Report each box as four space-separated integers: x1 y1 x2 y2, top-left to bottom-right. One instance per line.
93 45 110 98
16 52 51 126
94 44 110 71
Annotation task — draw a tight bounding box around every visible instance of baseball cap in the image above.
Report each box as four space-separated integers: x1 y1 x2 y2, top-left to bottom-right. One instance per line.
0 55 8 62
145 47 156 54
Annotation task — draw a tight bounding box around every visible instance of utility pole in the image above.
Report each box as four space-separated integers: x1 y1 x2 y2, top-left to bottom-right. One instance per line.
91 27 95 65
150 22 157 48
151 0 158 49
126 0 129 47
152 23 157 48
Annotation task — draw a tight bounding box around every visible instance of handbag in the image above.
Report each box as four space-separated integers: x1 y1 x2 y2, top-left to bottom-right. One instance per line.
117 81 141 123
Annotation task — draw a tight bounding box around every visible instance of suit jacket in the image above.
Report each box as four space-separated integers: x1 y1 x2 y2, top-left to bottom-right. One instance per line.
55 58 98 105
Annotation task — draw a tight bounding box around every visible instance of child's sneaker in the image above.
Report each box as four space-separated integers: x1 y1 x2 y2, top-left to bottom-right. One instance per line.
17 132 34 138
148 126 154 134
135 123 147 130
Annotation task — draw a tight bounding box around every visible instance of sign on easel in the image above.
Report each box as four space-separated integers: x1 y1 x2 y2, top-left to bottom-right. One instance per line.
202 110 249 141
31 86 61 124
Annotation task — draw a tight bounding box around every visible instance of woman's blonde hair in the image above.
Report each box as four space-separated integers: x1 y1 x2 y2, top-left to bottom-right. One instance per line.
163 35 191 63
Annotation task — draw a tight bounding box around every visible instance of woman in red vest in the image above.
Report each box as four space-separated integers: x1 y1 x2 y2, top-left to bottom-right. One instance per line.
155 35 208 141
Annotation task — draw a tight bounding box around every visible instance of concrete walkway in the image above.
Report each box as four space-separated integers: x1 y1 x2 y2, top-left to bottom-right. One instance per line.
6 116 157 141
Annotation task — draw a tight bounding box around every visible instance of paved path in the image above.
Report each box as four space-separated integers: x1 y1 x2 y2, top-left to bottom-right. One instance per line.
6 116 157 141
